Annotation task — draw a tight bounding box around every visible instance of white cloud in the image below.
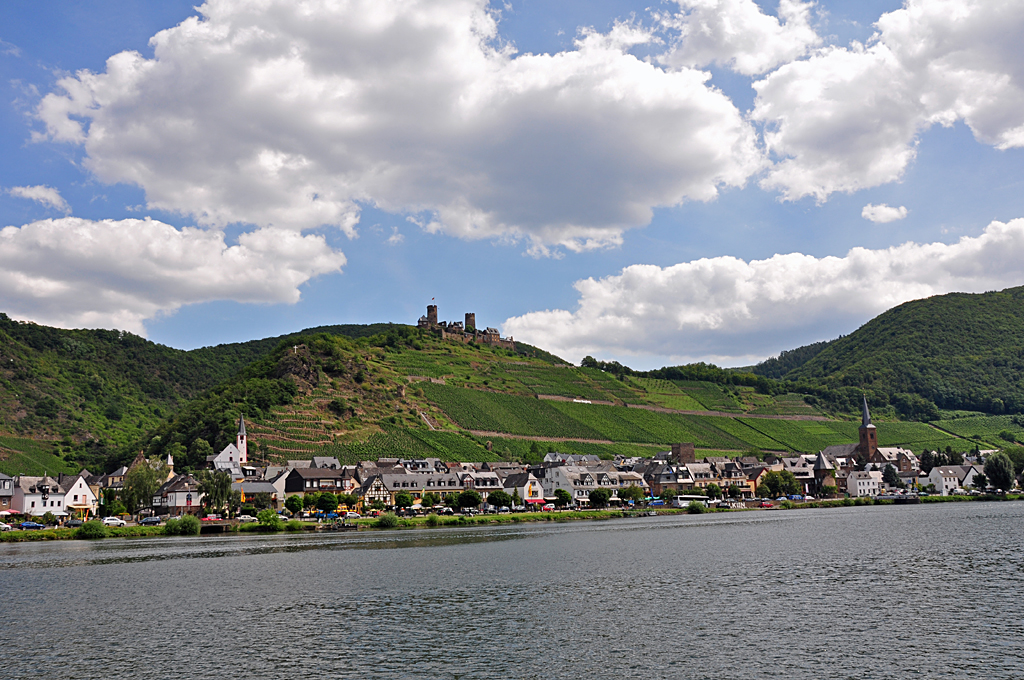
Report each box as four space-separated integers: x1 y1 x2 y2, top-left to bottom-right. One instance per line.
34 0 762 254
386 227 405 245
753 0 1024 201
862 203 908 223
659 0 820 75
503 217 1024 365
8 185 71 214
0 217 345 334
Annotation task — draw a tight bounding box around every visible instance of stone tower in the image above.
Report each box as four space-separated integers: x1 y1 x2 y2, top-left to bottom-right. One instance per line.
858 397 877 459
671 443 696 464
465 312 476 331
237 414 248 464
427 305 438 326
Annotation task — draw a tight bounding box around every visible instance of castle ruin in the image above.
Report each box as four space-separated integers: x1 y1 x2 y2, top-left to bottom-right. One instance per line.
417 305 516 351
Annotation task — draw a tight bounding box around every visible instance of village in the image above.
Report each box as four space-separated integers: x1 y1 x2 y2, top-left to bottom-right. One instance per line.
0 398 1015 530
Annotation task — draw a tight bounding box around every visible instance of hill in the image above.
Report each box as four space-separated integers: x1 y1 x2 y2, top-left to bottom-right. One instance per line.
773 287 1024 417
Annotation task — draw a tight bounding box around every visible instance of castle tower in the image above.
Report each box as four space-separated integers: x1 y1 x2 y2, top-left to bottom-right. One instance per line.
858 396 877 459
427 305 438 326
237 414 248 464
465 312 476 331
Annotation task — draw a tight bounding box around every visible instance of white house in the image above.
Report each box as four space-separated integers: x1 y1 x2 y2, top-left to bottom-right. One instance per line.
847 470 882 497
152 474 205 516
13 476 67 516
60 474 98 518
927 466 963 496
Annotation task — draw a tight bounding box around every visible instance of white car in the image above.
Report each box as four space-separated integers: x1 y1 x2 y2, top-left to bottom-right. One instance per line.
237 514 257 523
102 516 127 527
344 512 361 519
0 522 11 532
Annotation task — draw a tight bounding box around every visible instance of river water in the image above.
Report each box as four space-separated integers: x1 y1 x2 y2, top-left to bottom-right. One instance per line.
4 502 1024 679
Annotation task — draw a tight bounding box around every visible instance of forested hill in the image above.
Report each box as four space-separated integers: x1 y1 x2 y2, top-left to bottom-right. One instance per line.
0 314 412 452
779 287 1024 415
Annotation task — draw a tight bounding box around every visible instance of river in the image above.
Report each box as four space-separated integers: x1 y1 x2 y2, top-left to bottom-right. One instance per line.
4 501 1024 679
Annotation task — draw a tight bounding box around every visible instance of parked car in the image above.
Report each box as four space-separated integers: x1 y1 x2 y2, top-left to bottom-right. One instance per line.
0 522 12 531
139 516 162 526
344 511 361 519
202 514 221 521
102 516 127 527
542 503 555 511
66 518 85 527
20 521 45 530
759 501 773 508
497 506 510 514
236 514 257 523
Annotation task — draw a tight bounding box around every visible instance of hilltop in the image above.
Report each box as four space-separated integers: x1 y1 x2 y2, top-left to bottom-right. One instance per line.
755 286 1024 418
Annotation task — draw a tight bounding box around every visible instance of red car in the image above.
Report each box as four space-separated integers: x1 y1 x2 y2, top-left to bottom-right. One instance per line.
759 501 773 508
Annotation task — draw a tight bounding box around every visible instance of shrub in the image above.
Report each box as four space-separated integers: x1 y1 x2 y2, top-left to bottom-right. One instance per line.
686 500 706 514
425 513 440 527
163 518 180 535
257 508 284 530
286 520 304 532
779 500 795 510
374 512 399 529
166 515 201 536
75 520 107 540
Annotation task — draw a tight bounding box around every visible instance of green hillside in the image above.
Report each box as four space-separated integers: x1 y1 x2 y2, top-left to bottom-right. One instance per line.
777 287 1024 416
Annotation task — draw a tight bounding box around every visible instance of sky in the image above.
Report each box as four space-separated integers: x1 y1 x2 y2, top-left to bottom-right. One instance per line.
1 0 1024 369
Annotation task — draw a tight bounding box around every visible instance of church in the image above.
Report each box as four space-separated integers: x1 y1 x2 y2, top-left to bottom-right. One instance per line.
821 398 919 473
205 415 250 481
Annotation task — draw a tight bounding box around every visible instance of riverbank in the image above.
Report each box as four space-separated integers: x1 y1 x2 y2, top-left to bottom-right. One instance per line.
3 494 1021 543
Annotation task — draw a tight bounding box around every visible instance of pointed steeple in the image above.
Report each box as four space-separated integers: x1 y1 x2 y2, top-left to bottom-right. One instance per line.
236 414 248 464
861 396 872 428
238 414 246 436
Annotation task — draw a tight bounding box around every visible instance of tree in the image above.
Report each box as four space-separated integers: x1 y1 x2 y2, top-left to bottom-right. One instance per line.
285 495 303 514
588 488 612 508
882 464 901 488
759 470 800 498
984 452 1015 491
779 471 801 496
972 472 988 491
421 492 440 507
394 492 414 509
251 492 272 510
303 492 320 511
257 508 283 529
337 493 359 508
705 483 722 499
317 492 339 514
196 470 232 513
444 494 461 510
123 460 167 513
487 490 513 508
727 484 742 499
920 450 936 474
619 485 645 504
554 488 572 508
457 489 482 509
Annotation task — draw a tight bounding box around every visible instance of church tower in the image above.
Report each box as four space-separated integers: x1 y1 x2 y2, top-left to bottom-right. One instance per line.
237 415 248 464
858 396 877 459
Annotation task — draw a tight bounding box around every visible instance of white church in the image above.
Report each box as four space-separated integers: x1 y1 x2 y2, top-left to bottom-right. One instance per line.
205 415 251 481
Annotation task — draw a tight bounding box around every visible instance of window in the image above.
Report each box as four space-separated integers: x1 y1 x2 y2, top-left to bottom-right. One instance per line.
74 495 79 501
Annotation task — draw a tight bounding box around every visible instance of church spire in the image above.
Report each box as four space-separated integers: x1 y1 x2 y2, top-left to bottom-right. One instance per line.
861 396 872 428
238 414 246 436
236 414 248 464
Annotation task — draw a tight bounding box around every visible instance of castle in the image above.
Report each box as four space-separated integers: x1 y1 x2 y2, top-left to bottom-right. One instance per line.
417 305 516 351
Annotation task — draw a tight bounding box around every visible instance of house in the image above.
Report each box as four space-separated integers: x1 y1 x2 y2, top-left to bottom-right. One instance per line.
59 473 99 518
959 465 985 490
311 456 342 470
501 472 546 506
0 472 13 512
13 476 67 516
847 470 882 497
359 475 391 507
927 466 963 496
152 474 204 515
283 467 352 497
232 481 281 509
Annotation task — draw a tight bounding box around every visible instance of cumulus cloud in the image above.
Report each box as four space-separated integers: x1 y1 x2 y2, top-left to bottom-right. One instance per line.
503 217 1024 365
33 0 762 254
659 0 820 75
862 203 908 223
0 217 345 334
8 185 71 214
753 0 1024 201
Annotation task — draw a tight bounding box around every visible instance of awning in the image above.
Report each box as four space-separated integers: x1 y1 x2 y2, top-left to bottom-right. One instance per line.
525 498 545 503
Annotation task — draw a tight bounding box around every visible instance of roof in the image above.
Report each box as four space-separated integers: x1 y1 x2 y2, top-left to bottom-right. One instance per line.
232 481 277 494
238 414 246 436
311 456 342 469
16 475 65 494
862 396 873 428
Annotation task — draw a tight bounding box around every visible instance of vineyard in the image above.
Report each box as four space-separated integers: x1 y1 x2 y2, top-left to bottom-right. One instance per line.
0 435 75 477
932 415 1024 444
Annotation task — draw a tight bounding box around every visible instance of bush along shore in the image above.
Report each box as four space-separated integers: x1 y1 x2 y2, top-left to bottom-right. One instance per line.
4 495 1023 542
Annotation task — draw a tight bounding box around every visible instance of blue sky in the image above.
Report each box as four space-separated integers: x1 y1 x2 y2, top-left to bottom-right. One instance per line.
2 0 1023 368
